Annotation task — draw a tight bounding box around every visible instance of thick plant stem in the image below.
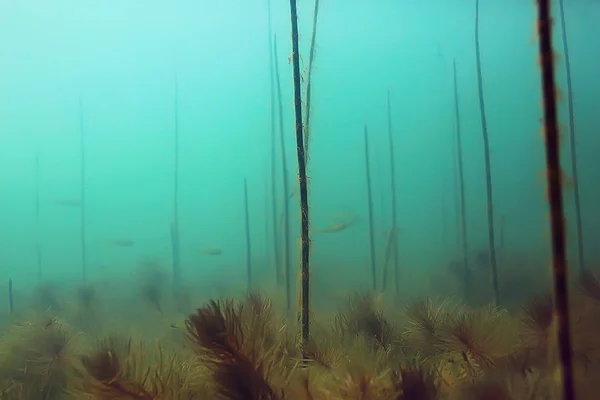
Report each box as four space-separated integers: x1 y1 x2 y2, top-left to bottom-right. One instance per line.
535 1 575 399
288 0 311 348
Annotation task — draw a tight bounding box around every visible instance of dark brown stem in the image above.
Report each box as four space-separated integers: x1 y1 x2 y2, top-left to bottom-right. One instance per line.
272 35 292 312
536 1 575 399
558 0 584 273
474 0 499 305
364 125 377 291
288 0 311 347
453 59 471 300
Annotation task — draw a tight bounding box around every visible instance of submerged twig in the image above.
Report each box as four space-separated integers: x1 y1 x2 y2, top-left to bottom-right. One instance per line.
535 1 575 399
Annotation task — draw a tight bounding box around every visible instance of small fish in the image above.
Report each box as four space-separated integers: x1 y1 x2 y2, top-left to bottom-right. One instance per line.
200 248 222 256
106 239 135 247
54 199 81 207
169 323 180 329
319 222 350 233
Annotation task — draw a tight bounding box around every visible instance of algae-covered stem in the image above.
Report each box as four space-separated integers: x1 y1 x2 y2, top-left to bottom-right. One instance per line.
243 179 252 290
364 126 377 291
303 0 321 155
474 0 499 306
35 149 42 282
287 0 311 345
267 0 282 286
273 36 292 312
452 60 471 300
558 0 584 273
172 76 181 291
386 91 399 299
78 96 87 284
535 1 575 398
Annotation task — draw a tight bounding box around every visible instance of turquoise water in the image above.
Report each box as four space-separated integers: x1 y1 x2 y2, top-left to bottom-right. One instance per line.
0 0 598 310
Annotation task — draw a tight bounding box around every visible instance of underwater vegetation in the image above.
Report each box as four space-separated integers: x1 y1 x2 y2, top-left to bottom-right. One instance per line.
2 269 600 400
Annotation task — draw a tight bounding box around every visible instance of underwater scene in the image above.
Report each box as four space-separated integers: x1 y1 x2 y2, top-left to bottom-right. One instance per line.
0 0 598 398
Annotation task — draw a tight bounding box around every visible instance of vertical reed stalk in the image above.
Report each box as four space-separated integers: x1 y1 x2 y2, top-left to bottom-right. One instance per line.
79 97 87 284
386 91 399 298
267 0 282 285
244 179 252 291
172 77 181 292
35 149 42 282
288 0 311 347
536 1 574 398
558 0 584 273
8 279 13 315
303 0 321 155
453 59 471 299
364 125 377 291
474 0 499 305
273 35 292 312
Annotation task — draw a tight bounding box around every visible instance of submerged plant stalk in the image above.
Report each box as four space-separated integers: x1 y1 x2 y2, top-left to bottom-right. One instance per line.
452 60 471 299
385 91 399 297
288 0 311 347
35 149 42 282
267 0 282 286
364 125 377 291
243 179 252 290
558 0 584 273
474 0 499 305
536 1 575 398
8 279 13 315
172 76 181 292
273 35 292 312
303 0 321 156
79 96 87 284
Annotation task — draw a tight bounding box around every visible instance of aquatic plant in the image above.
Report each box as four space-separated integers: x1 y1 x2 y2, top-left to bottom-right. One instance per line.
363 126 377 291
452 59 471 300
266 0 282 287
243 179 253 290
535 0 575 398
272 34 292 313
384 90 400 299
79 96 88 284
287 0 312 349
557 0 585 274
474 0 500 306
171 76 182 298
303 0 321 156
